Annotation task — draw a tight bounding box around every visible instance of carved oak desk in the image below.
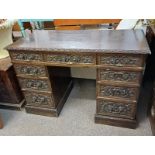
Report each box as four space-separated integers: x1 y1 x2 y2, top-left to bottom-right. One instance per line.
6 30 150 128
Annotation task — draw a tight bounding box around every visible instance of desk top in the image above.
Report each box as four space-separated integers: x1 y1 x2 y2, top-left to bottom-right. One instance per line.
6 29 150 54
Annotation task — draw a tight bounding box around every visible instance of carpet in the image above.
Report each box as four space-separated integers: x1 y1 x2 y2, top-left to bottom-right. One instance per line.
0 79 152 136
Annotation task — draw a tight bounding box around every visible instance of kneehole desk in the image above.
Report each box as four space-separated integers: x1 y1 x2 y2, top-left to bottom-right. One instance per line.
6 29 150 128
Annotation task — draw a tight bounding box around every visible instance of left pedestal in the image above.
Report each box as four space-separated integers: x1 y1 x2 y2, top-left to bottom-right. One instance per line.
0 57 25 110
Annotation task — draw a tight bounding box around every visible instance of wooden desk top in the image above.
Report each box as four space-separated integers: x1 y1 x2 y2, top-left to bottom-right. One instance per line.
6 29 150 54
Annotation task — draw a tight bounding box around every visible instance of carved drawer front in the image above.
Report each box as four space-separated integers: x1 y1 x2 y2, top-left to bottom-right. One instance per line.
98 54 144 67
14 65 46 77
97 99 136 119
45 54 95 64
98 69 142 83
10 51 43 62
98 84 138 100
19 78 50 91
24 92 55 108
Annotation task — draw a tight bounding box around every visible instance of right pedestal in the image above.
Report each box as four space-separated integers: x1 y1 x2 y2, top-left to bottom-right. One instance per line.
95 53 146 129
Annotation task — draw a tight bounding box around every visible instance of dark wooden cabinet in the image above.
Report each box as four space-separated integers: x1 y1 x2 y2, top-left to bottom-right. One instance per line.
6 29 150 128
145 21 155 135
0 57 24 110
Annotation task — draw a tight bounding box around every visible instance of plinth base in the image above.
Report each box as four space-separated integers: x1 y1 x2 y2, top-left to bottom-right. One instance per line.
95 114 137 129
0 99 25 110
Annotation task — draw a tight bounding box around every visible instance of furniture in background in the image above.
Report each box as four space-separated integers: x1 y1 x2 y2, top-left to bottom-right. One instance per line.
0 114 3 129
0 20 24 110
0 20 16 59
12 19 120 40
6 29 150 129
18 19 54 37
145 20 155 135
0 57 24 109
54 19 121 30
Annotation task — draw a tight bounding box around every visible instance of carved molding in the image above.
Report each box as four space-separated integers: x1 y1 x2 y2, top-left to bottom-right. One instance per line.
25 94 51 105
15 65 46 76
100 71 138 82
46 55 94 64
98 100 132 115
100 86 136 99
25 93 52 106
19 79 49 91
100 56 140 66
7 47 150 54
11 52 43 61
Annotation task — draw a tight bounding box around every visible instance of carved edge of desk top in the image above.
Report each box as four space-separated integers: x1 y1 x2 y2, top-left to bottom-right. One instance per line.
6 47 151 55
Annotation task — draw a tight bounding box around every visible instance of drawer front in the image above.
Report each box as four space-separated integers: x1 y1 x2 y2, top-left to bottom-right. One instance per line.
10 52 43 62
98 54 144 67
24 92 54 108
14 65 47 77
19 78 50 91
98 84 138 100
97 99 136 119
98 69 142 83
45 54 95 65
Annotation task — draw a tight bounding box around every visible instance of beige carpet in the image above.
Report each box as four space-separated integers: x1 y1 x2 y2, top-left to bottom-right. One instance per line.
0 79 152 136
